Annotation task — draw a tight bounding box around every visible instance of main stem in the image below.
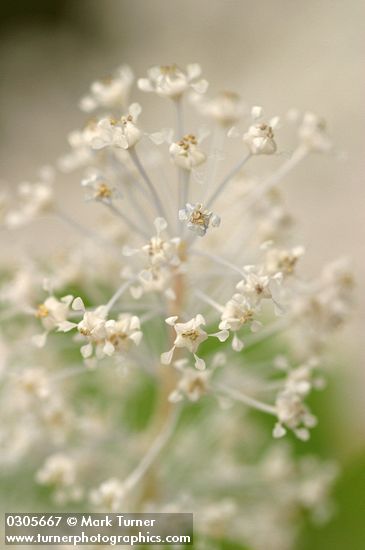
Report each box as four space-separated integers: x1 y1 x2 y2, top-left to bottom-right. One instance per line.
136 260 186 506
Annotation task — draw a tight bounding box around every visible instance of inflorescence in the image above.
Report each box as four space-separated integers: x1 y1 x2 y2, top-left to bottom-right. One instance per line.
0 62 353 550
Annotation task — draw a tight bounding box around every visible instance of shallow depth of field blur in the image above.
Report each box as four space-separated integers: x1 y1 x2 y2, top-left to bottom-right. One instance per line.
0 1 364 549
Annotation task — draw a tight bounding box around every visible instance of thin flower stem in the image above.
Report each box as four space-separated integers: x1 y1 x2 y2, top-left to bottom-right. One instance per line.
129 148 167 220
105 279 135 314
194 288 224 313
109 150 145 193
112 302 159 311
55 208 114 248
182 170 190 208
202 125 225 197
123 182 152 231
214 383 277 416
174 98 184 138
190 248 244 276
52 364 93 381
242 145 308 213
243 318 290 350
123 405 180 493
139 308 164 324
106 202 149 239
259 379 286 392
109 150 153 230
206 151 251 208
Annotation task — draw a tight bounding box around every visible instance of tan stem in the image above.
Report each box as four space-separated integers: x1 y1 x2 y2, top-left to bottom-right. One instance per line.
136 250 187 506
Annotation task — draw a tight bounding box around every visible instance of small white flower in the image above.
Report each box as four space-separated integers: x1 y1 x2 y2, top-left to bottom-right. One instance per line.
161 314 228 370
251 105 263 120
169 134 206 170
5 181 54 228
274 390 317 440
298 112 332 153
285 361 320 397
42 400 73 440
79 65 134 113
169 367 211 402
39 296 74 331
192 90 245 126
90 478 125 512
0 265 40 309
69 123 99 149
265 246 305 276
69 298 142 359
164 314 208 355
58 125 96 172
290 259 354 351
126 217 181 267
130 265 176 300
236 266 281 306
254 190 294 243
219 294 262 351
91 103 142 150
36 453 76 488
179 202 220 236
138 63 208 99
77 308 107 342
81 172 119 203
16 368 50 400
243 122 277 155
321 257 354 293
103 314 142 356
73 302 108 358
33 295 74 347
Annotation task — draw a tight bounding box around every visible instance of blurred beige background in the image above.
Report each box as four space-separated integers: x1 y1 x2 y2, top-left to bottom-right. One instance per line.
1 0 364 441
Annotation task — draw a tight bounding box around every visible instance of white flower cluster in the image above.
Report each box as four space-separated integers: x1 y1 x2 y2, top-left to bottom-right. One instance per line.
79 65 134 113
2 167 55 228
137 63 208 98
0 62 352 550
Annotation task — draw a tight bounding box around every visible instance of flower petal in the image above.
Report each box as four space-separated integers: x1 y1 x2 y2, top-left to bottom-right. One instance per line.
186 63 202 80
273 423 286 439
137 78 154 92
194 354 206 370
161 347 175 365
72 297 85 312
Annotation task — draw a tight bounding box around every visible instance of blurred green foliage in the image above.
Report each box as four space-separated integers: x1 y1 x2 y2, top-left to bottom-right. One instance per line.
298 451 365 550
